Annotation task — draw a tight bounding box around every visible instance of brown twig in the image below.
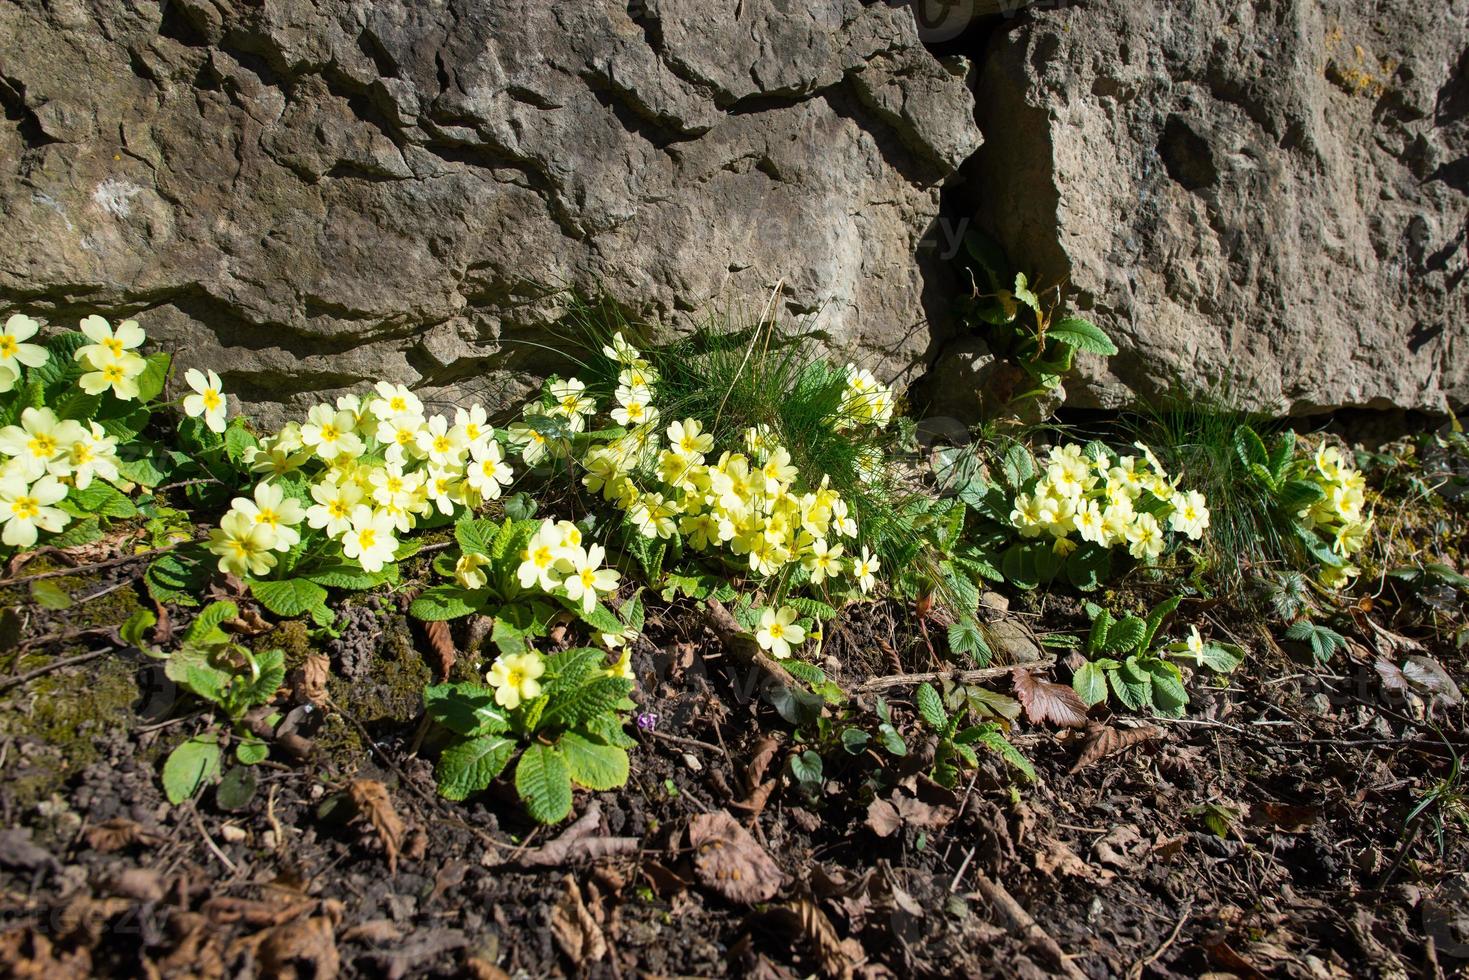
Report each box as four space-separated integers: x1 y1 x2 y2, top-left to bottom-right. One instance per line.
854 657 1057 694
0 543 190 588
969 870 1088 980
703 598 803 691
0 647 111 693
1127 900 1192 979
646 729 725 756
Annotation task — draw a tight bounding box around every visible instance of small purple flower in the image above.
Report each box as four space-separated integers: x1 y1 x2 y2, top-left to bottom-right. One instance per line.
636 711 659 731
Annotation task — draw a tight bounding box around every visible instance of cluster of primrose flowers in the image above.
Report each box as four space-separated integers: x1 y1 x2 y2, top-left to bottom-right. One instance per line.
1298 444 1371 588
1009 442 1211 560
207 382 516 577
0 314 224 547
568 334 886 587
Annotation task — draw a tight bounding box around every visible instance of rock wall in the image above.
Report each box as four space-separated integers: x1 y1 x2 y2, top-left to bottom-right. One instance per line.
0 0 978 418
962 0 1468 415
1 0 1465 420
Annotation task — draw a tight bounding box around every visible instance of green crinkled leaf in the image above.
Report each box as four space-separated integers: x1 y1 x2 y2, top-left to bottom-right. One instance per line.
186 601 237 645
1109 658 1153 711
1087 608 1114 655
785 596 838 621
541 676 633 730
455 518 501 557
235 738 269 765
248 578 329 621
304 563 395 590
1267 431 1297 481
1072 661 1109 706
146 550 208 607
409 585 488 621
135 352 171 403
515 742 574 823
424 682 511 737
1278 479 1326 513
65 480 137 519
45 517 102 549
1141 596 1182 651
971 726 1037 781
436 734 517 801
572 599 624 635
1199 642 1245 674
1139 657 1188 718
947 617 992 664
1064 544 1111 592
582 711 637 749
223 424 258 467
1233 425 1270 474
915 682 947 730
559 730 630 791
1012 272 1040 314
1046 317 1118 355
53 389 103 423
1103 615 1147 654
163 735 222 804
236 648 286 708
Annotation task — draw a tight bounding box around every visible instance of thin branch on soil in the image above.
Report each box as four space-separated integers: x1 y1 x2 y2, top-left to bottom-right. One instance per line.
0 647 110 693
969 871 1089 980
646 729 726 755
188 800 239 875
8 625 114 652
704 598 802 690
854 657 1057 694
1126 900 1192 980
0 542 192 588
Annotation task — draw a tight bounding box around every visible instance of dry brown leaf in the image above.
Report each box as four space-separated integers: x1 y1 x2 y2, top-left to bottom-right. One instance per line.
1402 655 1463 707
151 601 174 646
203 896 316 927
104 867 167 903
549 874 607 965
744 735 782 793
1011 668 1089 728
349 779 407 874
865 799 902 838
1035 839 1113 882
729 779 777 816
464 957 512 980
423 620 456 679
503 801 640 868
340 920 404 944
226 606 272 635
1249 802 1319 832
294 653 331 707
1374 657 1409 695
762 900 862 980
689 810 784 904
84 818 163 853
258 914 340 980
0 927 92 980
1069 722 1162 773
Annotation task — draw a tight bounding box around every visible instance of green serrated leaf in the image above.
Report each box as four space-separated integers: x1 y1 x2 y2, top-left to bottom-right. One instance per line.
1046 316 1118 355
515 742 574 823
1109 658 1153 711
146 550 207 607
915 682 947 730
1103 615 1147 654
559 730 630 791
541 676 634 730
424 682 511 737
1072 661 1109 706
436 734 517 801
1141 596 1182 651
409 585 488 621
455 518 500 557
248 578 329 621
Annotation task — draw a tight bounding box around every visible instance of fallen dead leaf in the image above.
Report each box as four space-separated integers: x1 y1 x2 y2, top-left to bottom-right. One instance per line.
1035 839 1114 882
258 913 341 980
1012 668 1089 728
226 605 272 635
1092 824 1143 870
1402 655 1463 708
349 779 407 874
865 799 902 838
84 818 163 853
104 867 167 903
0 927 92 980
294 653 331 707
503 800 640 868
340 920 404 944
1069 722 1162 773
761 900 862 980
1249 802 1319 832
423 620 457 679
689 810 784 903
550 874 607 965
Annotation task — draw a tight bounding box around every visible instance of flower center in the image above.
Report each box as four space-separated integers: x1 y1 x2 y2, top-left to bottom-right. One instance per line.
28 435 56 458
433 435 451 453
0 337 15 357
11 497 38 519
103 338 124 356
202 390 221 411
358 528 377 549
320 425 339 442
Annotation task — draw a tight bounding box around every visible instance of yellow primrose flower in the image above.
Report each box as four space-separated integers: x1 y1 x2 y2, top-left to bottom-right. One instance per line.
668 418 714 459
755 606 805 660
508 421 550 465
415 413 468 468
66 422 121 491
306 479 362 538
803 538 845 584
852 546 880 593
455 552 492 590
182 368 229 433
465 440 514 501
301 403 365 461
368 381 423 421
341 505 399 573
0 314 49 381
73 315 145 368
561 544 621 614
517 522 571 591
231 481 306 552
486 651 546 709
0 407 86 481
78 350 145 400
0 474 69 547
208 509 277 577
1167 489 1210 541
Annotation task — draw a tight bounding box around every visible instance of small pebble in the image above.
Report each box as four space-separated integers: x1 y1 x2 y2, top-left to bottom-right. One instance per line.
219 825 246 844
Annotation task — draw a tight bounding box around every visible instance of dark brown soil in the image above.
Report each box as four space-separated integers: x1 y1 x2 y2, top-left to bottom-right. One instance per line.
0 532 1466 978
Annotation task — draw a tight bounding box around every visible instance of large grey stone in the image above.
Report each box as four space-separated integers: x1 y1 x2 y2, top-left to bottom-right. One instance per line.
0 0 980 419
958 0 1468 415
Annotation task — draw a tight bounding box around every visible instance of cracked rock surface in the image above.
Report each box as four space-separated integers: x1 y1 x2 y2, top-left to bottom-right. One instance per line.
0 0 979 417
967 0 1468 414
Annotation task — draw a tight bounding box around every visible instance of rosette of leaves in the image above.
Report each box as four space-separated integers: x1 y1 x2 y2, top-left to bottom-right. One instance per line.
423 647 636 822
411 516 639 657
140 601 286 803
1231 425 1355 580
957 230 1117 393
1070 598 1243 719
